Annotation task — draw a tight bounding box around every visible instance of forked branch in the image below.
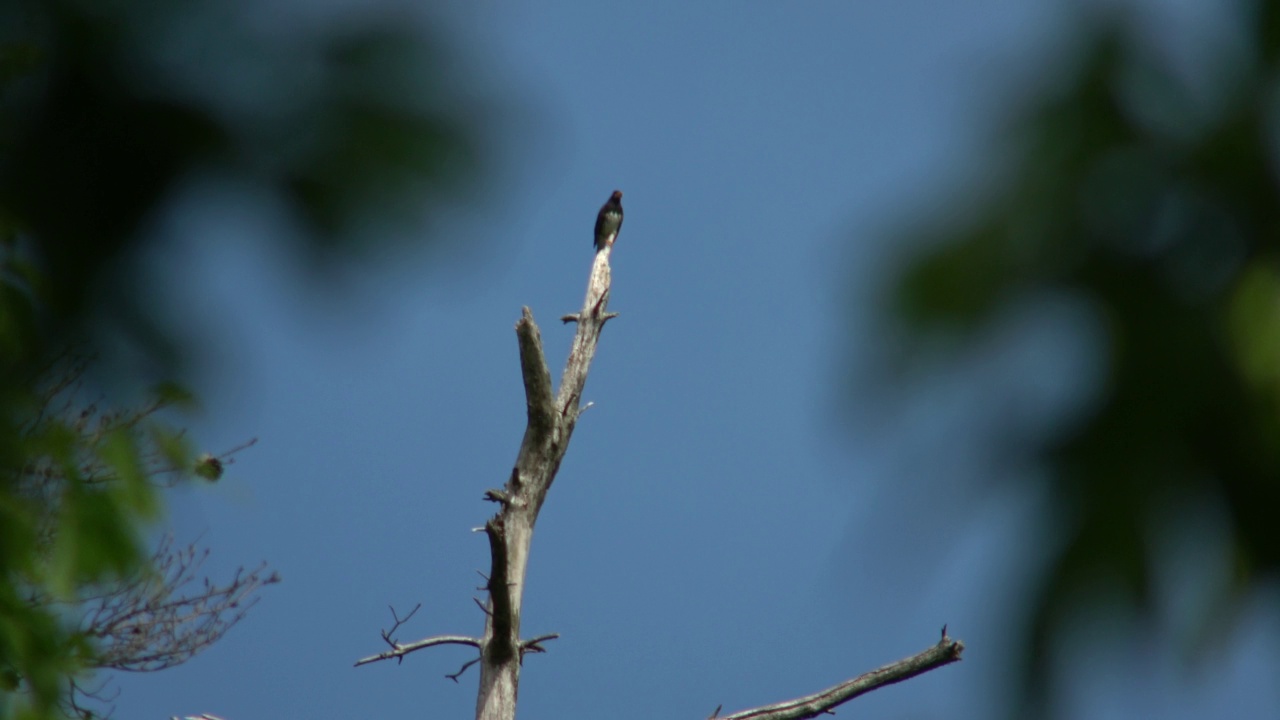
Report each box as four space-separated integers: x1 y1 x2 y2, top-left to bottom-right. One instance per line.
353 604 482 667
352 199 963 720
353 635 482 668
354 234 621 720
473 242 619 720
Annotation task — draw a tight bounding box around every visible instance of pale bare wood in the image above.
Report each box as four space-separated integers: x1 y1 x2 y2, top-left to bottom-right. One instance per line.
474 245 616 720
716 631 964 720
353 245 616 711
356 216 965 720
353 635 481 668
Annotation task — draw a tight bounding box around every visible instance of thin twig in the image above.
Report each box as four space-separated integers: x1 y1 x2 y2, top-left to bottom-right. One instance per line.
518 633 560 654
446 657 481 683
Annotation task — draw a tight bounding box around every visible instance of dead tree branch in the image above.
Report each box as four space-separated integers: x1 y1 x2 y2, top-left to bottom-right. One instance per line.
447 657 482 683
473 243 617 720
353 635 482 667
80 534 280 674
519 633 560 655
354 200 963 720
718 630 965 720
354 238 620 720
353 604 481 667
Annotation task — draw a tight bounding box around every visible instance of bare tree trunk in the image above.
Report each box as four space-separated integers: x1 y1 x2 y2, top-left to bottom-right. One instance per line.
355 216 964 720
354 243 616 719
473 247 615 720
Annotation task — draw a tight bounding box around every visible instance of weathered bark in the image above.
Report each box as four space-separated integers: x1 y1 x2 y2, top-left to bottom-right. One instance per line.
355 223 966 719
473 247 616 720
353 241 615 718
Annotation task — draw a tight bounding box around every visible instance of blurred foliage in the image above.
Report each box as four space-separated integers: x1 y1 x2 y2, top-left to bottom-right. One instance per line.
879 0 1280 715
0 349 272 720
0 0 482 355
1 350 190 717
0 0 485 716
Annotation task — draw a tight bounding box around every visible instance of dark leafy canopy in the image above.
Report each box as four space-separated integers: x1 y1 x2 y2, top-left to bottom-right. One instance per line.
877 0 1280 715
0 0 485 716
1 0 481 351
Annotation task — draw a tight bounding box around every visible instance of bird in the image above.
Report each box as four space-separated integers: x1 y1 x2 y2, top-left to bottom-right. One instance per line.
594 190 624 251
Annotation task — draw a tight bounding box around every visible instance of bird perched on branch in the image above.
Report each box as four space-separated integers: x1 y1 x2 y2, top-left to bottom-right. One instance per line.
594 190 623 251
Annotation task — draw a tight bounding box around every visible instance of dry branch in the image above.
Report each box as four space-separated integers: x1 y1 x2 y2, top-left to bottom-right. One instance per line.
355 203 965 720
719 630 965 720
473 244 617 720
353 635 482 667
83 536 280 673
354 241 620 720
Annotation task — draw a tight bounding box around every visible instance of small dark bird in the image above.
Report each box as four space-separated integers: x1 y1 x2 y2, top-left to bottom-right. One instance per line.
594 190 624 251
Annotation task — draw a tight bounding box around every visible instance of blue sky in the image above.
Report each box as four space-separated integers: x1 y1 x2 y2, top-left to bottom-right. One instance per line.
111 1 1279 718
